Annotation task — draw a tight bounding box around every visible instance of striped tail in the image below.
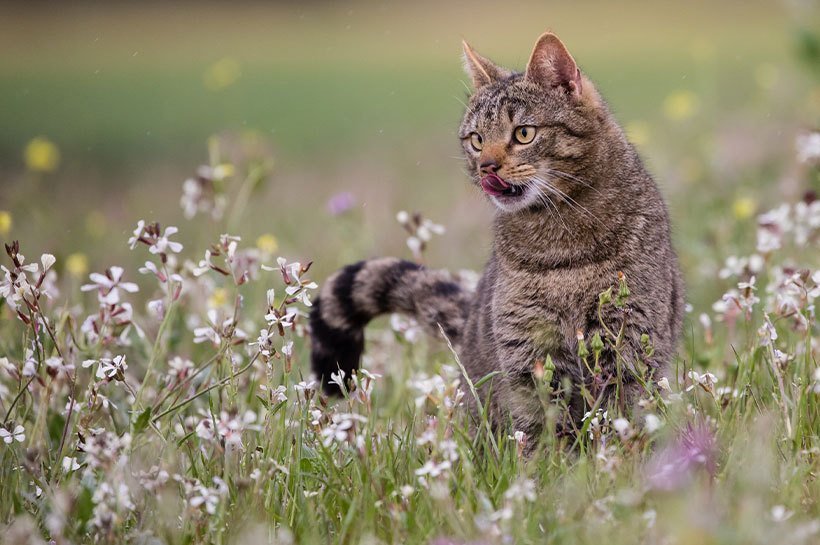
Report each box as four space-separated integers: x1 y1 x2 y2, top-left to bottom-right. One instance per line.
309 257 472 394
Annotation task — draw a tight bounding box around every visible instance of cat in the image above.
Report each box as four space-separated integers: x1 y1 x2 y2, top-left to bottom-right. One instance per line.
309 32 684 447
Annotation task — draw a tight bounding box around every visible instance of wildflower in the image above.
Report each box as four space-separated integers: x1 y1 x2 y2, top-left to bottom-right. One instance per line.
24 136 60 172
45 356 74 379
796 131 820 164
657 377 672 392
193 309 246 345
613 417 632 438
62 456 80 472
217 410 259 449
137 466 169 492
329 370 347 392
181 165 230 220
267 385 288 403
625 120 650 147
504 477 537 503
264 307 296 332
771 505 794 522
390 313 423 343
812 367 820 394
415 459 452 479
732 197 757 220
646 421 718 491
0 211 11 236
793 198 819 242
326 191 356 215
321 413 367 447
644 414 662 433
757 204 792 254
757 315 778 346
147 298 165 320
204 57 241 91
83 355 128 381
687 370 718 393
582 408 610 440
662 90 699 121
65 252 89 278
166 356 194 382
0 424 25 444
397 210 446 260
256 233 279 254
148 226 183 255
81 266 139 305
195 419 215 441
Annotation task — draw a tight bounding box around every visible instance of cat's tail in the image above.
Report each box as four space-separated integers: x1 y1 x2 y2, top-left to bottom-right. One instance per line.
309 257 472 394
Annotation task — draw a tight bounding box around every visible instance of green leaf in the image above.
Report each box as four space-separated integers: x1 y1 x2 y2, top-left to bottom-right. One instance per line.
133 407 152 435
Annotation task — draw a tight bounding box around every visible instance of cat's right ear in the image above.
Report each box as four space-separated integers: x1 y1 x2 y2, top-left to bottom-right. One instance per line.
462 41 508 90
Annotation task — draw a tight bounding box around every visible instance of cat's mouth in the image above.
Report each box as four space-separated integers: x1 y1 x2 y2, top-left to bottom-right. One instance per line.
479 174 525 198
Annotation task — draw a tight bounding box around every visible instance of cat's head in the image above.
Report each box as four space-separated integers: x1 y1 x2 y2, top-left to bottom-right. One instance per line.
459 32 609 213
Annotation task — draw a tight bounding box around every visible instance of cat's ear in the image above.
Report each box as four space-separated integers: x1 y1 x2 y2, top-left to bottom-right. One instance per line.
462 40 509 90
525 32 583 94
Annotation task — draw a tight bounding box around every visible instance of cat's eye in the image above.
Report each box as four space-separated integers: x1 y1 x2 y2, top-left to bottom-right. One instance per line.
513 126 537 145
469 133 483 152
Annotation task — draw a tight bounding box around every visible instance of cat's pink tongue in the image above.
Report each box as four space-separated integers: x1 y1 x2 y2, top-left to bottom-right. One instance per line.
480 174 510 196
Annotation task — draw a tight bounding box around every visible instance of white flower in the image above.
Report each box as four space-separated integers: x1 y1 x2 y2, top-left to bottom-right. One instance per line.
84 355 128 380
149 226 183 255
771 504 794 522
128 220 146 249
687 370 718 392
62 456 80 472
812 367 820 394
644 414 662 433
657 377 672 392
757 315 778 347
330 370 346 391
1 425 25 444
796 131 820 163
415 459 451 478
504 477 536 503
81 266 139 305
756 204 792 254
40 253 56 272
613 417 631 437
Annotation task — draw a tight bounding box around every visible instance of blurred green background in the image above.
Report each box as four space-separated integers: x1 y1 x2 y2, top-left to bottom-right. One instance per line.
1 0 818 312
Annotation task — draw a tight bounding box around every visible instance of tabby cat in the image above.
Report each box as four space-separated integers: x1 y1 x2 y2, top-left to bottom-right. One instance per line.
309 32 684 445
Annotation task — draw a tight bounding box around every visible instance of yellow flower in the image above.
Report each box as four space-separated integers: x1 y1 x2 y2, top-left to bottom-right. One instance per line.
65 253 89 278
24 137 60 173
625 120 650 148
732 197 757 220
208 287 229 309
203 58 241 91
662 91 699 122
256 233 279 254
0 211 11 236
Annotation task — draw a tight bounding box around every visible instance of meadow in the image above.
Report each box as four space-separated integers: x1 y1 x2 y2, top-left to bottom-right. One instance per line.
0 1 819 543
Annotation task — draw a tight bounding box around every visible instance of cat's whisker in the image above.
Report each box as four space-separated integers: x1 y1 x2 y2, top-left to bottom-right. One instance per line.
531 176 604 227
544 168 602 195
523 180 570 235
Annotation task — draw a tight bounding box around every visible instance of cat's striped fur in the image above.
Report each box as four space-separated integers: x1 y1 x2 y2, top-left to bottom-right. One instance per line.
310 32 684 446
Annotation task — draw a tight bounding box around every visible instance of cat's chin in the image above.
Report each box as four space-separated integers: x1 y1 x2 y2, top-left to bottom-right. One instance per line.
489 188 541 214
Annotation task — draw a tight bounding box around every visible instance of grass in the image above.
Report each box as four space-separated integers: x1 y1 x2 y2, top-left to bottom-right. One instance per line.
0 1 819 543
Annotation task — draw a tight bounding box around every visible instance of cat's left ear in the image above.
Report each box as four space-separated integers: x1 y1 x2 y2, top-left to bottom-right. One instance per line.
525 32 583 95
462 40 510 90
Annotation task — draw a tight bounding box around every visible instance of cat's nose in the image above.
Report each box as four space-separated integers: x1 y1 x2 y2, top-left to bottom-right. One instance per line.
479 161 500 174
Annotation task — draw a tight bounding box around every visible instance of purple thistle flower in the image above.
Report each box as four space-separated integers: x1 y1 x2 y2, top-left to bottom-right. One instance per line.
646 421 718 491
326 191 356 216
